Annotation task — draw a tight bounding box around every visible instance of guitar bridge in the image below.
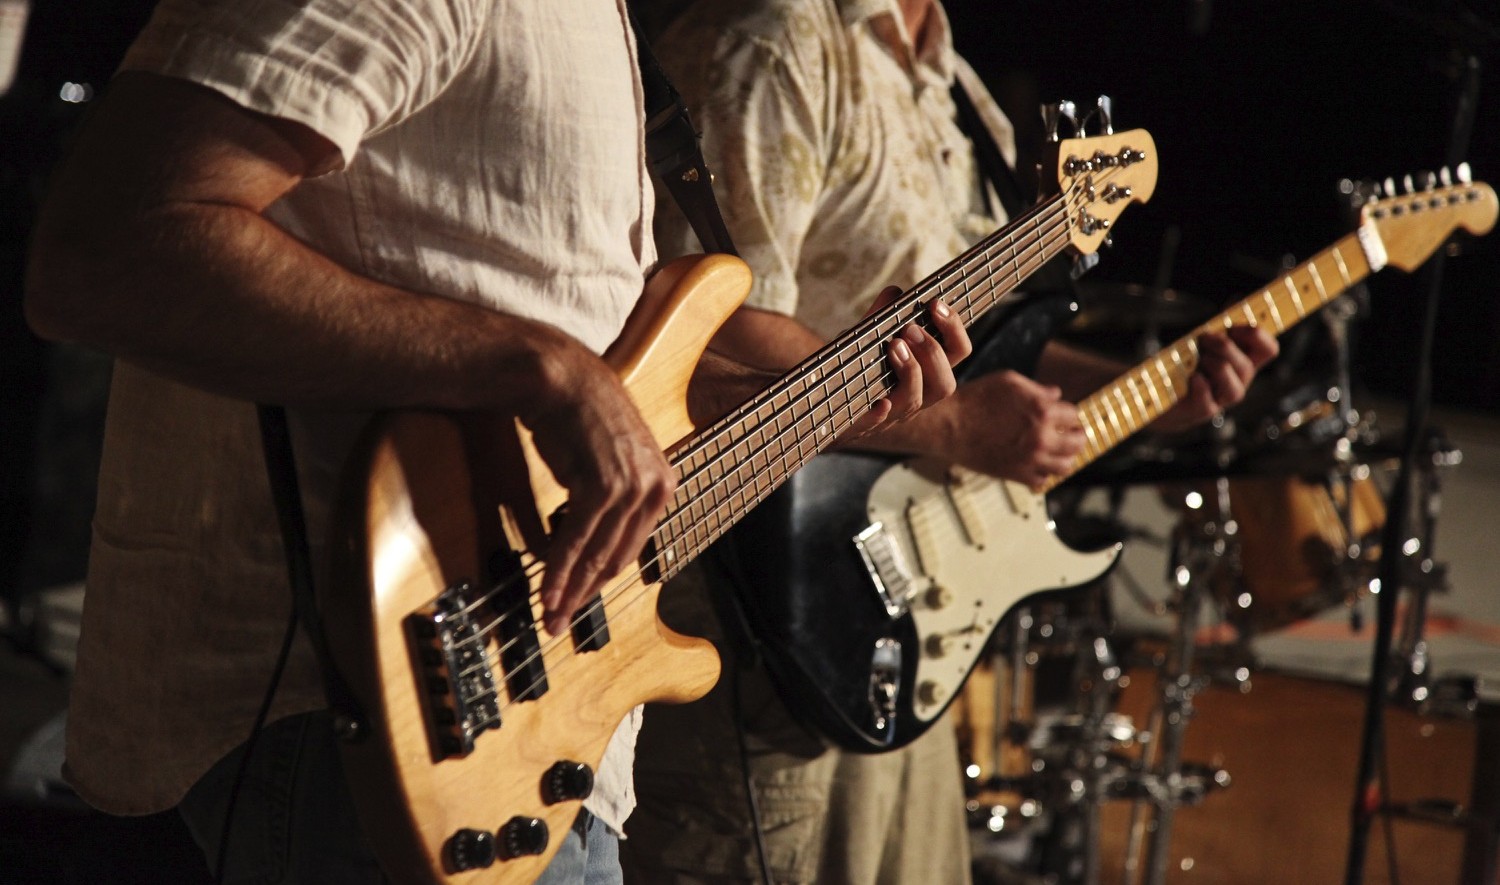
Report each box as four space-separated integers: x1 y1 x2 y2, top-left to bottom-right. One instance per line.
407 581 502 760
853 522 917 618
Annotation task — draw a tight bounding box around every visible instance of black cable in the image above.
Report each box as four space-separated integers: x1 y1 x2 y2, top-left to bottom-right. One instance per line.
1379 732 1402 885
730 659 776 885
214 607 298 883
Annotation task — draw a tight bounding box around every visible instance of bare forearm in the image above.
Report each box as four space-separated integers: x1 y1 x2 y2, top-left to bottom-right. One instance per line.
24 72 577 416
29 198 567 413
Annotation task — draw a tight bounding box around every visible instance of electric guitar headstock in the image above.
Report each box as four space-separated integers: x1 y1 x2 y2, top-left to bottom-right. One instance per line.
1346 165 1497 271
1040 96 1159 258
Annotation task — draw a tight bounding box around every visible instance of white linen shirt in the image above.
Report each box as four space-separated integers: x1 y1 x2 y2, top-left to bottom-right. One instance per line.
66 0 653 834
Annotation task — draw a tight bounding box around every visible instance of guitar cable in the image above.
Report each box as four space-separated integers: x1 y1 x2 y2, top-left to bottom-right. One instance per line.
208 404 366 884
206 404 320 884
214 606 299 884
729 658 776 885
705 544 776 885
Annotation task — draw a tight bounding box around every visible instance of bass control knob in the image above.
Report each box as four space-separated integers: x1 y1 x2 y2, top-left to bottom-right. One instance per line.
497 816 549 859
445 828 497 871
544 760 595 804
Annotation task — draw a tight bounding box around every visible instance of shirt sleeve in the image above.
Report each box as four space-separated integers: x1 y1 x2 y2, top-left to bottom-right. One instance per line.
651 17 830 318
119 0 492 171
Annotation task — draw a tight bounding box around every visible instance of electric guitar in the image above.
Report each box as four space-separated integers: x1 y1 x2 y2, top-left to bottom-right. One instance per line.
733 171 1497 752
323 127 1158 883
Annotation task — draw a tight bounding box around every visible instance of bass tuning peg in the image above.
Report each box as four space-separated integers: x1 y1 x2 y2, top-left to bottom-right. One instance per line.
1042 100 1078 143
1095 96 1114 136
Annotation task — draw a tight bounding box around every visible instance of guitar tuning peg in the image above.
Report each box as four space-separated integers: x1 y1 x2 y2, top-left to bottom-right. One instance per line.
1095 95 1114 135
1384 177 1398 197
1042 100 1078 143
1458 162 1473 184
1402 174 1416 194
1440 167 1453 186
1421 170 1437 190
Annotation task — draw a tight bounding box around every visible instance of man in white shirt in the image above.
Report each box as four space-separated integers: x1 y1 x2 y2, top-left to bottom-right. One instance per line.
23 1 971 881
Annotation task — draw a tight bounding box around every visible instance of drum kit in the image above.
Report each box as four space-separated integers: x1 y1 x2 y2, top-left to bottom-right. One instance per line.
958 280 1470 885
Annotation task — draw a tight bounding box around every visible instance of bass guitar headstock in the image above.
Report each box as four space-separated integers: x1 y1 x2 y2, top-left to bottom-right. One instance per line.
1041 96 1159 257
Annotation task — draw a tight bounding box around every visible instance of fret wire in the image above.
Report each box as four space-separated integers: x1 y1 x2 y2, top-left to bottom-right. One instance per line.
659 194 1088 559
1261 291 1283 332
1331 244 1352 285
1308 262 1332 307
1109 387 1134 436
1126 375 1147 421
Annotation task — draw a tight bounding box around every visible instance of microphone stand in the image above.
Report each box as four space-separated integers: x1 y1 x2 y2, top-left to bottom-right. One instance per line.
1342 35 1484 885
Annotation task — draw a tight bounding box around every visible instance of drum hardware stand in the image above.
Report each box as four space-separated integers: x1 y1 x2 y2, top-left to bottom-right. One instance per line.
1388 429 1462 709
1010 587 1148 885
1345 20 1484 879
1109 408 1248 885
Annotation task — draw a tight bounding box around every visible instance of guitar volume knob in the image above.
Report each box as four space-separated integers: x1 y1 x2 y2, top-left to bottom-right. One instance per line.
924 635 951 659
497 816 549 859
445 828 496 871
917 681 947 706
923 585 952 609
544 760 595 804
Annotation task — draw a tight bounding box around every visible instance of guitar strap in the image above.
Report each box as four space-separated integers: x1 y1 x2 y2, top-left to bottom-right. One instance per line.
629 9 739 257
950 78 1028 219
951 77 1083 378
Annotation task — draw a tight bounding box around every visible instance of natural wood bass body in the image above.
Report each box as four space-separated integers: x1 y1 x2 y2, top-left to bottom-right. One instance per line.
325 254 750 884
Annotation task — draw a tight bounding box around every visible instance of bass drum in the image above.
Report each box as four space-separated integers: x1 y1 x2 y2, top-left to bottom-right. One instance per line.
1215 470 1386 634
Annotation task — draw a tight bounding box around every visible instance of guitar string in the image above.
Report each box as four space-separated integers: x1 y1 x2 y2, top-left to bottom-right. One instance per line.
441 173 1116 710
443 185 1105 710
429 179 1462 714
433 168 1131 709
452 181 1486 736
438 211 1089 712
439 183 1080 635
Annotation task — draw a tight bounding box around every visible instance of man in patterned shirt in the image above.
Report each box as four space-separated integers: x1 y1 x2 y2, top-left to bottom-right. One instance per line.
622 0 1278 882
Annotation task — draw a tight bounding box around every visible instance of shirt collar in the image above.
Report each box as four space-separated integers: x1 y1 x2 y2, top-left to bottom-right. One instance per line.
840 0 957 85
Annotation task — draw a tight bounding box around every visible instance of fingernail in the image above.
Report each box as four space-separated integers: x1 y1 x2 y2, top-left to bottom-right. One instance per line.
902 324 925 344
892 339 911 363
932 299 951 318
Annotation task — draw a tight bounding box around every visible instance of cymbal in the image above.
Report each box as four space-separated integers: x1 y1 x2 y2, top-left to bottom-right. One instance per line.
1068 282 1216 334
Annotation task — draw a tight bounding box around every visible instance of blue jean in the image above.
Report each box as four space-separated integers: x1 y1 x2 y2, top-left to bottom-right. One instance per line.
178 710 621 884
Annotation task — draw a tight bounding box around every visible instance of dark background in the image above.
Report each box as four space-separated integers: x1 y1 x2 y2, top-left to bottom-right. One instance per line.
0 1 1498 880
949 0 1500 410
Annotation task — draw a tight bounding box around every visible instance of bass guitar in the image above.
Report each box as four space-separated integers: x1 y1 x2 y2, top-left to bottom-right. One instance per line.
731 170 1497 752
323 127 1158 883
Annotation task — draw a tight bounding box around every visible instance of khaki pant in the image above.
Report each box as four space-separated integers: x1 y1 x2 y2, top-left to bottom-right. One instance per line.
621 562 971 885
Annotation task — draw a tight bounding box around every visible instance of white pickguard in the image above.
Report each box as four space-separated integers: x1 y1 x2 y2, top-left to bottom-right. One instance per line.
863 457 1121 722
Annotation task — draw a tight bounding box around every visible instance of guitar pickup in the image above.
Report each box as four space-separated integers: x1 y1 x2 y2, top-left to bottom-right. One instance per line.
570 594 610 652
408 581 502 760
489 556 550 703
853 522 917 618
